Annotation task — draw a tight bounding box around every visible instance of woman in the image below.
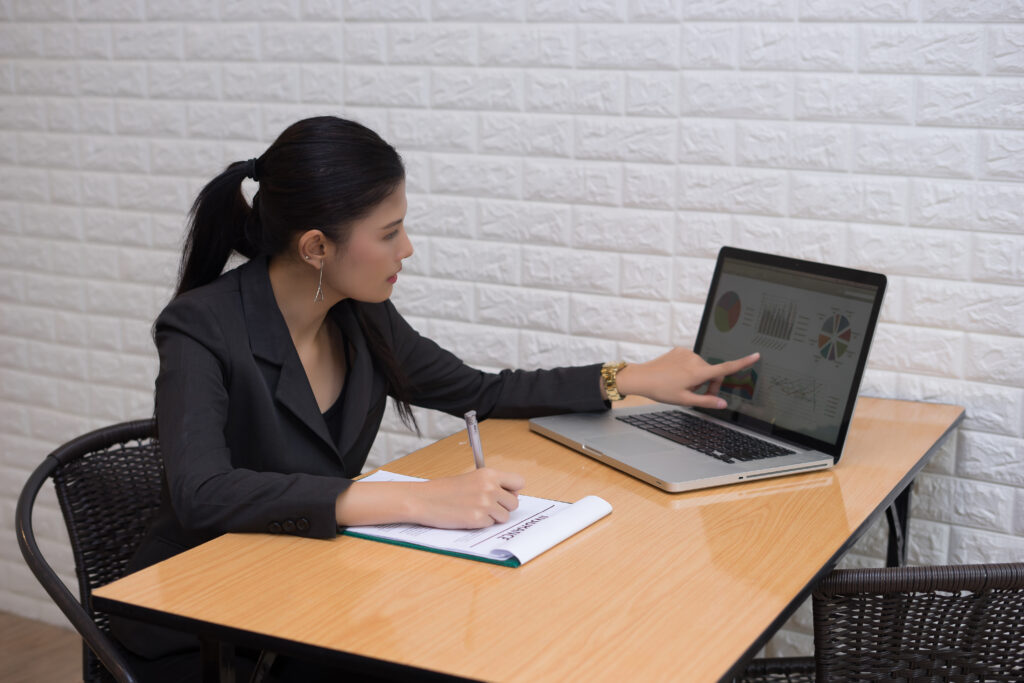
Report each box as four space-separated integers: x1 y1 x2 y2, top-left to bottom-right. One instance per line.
117 116 758 673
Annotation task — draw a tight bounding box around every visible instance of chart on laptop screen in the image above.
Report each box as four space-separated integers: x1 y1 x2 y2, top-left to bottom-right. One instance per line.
701 259 879 445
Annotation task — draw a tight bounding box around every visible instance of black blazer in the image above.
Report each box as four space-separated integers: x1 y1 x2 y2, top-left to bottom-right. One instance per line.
135 256 608 573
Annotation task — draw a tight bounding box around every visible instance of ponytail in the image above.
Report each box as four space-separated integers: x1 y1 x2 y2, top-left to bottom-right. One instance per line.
175 160 259 297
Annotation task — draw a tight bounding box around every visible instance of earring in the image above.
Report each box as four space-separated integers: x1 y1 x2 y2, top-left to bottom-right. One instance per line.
314 260 324 303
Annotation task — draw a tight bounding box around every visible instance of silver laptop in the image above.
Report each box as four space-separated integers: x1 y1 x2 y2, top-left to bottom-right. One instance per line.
529 247 887 493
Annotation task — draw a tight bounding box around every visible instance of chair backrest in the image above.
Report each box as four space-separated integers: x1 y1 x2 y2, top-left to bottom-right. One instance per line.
17 418 162 683
812 562 1024 681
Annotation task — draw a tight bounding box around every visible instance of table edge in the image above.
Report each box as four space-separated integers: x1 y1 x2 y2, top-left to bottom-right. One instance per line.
92 596 478 682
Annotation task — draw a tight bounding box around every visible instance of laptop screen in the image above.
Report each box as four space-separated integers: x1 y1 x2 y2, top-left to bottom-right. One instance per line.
693 247 886 458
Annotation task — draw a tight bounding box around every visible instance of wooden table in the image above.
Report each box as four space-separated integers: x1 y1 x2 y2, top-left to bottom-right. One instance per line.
93 397 964 682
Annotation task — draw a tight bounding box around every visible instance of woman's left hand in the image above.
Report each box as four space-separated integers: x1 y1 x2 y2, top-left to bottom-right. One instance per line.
613 348 760 409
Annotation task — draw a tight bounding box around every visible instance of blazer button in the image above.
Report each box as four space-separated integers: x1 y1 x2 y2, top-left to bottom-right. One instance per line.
296 518 310 532
267 522 282 534
282 519 296 533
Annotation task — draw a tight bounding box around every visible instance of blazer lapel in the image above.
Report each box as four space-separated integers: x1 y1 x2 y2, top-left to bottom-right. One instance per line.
240 258 337 454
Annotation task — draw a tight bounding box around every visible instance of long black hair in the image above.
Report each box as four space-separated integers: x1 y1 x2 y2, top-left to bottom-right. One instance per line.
176 116 417 428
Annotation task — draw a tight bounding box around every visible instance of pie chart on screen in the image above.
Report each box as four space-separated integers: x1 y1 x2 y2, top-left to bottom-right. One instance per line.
818 313 852 360
714 291 742 333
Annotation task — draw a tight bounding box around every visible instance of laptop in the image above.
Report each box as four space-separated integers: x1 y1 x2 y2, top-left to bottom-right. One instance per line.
529 246 887 493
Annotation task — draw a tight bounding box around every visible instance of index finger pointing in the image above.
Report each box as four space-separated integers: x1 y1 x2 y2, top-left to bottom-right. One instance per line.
711 352 760 378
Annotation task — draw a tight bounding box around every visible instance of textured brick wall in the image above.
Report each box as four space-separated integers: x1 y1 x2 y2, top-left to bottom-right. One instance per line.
1 0 1022 657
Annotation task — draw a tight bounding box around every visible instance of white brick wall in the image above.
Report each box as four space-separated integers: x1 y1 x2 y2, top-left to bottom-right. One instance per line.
1 1 1022 660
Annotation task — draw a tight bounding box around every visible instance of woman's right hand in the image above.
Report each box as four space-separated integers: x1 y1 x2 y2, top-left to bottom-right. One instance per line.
408 468 525 529
335 468 525 530
614 348 760 409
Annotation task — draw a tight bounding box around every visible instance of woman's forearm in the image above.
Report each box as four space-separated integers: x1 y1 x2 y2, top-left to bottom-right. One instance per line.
334 481 418 527
335 468 525 530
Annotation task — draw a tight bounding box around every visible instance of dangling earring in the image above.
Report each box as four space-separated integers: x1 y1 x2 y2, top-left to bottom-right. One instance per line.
314 259 325 303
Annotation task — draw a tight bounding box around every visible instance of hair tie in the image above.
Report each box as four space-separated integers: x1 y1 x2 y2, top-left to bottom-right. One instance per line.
244 158 259 182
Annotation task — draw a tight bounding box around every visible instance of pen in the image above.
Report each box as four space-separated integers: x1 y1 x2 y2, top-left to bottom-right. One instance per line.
464 410 485 469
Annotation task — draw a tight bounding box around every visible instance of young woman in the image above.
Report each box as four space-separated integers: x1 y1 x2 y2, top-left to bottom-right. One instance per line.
115 116 758 673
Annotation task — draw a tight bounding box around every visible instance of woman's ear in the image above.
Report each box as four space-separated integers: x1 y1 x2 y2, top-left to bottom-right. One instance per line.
296 229 327 264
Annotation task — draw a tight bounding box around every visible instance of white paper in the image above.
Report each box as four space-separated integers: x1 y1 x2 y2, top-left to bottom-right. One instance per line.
344 471 612 565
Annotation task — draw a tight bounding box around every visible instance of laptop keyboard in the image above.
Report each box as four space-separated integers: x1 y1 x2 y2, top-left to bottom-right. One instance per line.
616 410 795 464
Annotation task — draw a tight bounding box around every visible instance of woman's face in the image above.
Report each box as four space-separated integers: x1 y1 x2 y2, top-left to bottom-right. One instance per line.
327 181 413 303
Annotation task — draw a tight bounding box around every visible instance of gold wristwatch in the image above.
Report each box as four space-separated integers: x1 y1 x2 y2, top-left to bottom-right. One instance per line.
601 361 628 401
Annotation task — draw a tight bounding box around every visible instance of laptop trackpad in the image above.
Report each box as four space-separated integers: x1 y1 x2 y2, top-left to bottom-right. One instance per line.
588 433 737 476
589 432 670 456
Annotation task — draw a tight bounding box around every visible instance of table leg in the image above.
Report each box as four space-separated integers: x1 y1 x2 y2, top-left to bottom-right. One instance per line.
251 650 276 683
885 483 912 567
200 637 236 683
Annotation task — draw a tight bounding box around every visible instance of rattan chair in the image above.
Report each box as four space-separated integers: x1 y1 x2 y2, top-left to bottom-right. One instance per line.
737 562 1024 682
16 418 162 683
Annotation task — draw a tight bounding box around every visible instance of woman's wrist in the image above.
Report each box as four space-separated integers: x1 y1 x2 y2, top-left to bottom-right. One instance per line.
613 362 638 398
600 361 629 401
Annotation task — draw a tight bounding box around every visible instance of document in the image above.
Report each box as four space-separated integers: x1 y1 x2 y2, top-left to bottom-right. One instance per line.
342 471 613 567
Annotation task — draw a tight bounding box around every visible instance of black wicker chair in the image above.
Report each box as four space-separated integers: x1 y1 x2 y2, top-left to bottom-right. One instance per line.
738 562 1024 682
16 418 162 683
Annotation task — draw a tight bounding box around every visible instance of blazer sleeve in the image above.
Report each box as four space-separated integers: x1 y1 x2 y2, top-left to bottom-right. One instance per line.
375 301 610 419
154 294 348 539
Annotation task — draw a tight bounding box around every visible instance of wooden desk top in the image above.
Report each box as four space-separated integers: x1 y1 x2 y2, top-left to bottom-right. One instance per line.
94 397 963 682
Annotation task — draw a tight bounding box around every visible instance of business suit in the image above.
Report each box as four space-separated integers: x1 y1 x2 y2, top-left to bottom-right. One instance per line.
115 256 608 660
